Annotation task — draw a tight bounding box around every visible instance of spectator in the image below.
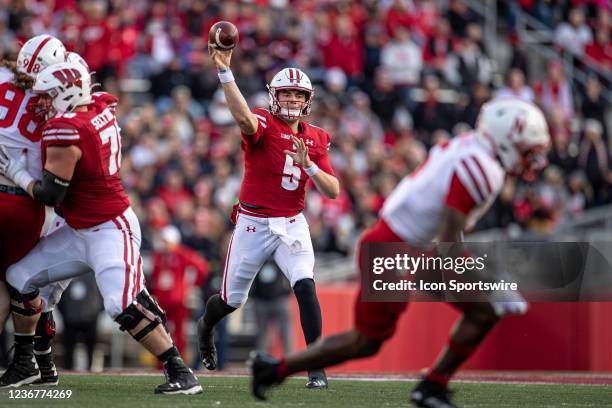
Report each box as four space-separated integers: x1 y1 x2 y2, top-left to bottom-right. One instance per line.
57 274 103 371
578 120 612 205
412 73 456 145
380 26 422 108
496 68 534 101
536 60 574 119
250 262 292 355
555 7 593 56
151 225 208 354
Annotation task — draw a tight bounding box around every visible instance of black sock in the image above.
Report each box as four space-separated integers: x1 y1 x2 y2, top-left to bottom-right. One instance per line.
293 279 322 345
158 346 180 364
34 311 56 353
15 333 35 346
203 295 236 329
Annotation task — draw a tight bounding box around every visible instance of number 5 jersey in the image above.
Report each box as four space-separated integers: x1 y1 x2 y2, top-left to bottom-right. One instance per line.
239 108 334 217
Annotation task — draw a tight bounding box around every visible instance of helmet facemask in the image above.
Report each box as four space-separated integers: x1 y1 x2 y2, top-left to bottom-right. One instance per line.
268 86 313 121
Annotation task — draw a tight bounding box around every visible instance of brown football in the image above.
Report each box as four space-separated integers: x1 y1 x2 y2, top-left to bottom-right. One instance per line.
208 21 239 50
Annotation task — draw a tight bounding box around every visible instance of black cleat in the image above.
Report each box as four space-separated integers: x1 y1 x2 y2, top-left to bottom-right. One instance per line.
410 379 458 408
197 318 217 371
32 352 59 386
0 343 40 388
306 369 328 389
248 351 284 400
154 357 203 395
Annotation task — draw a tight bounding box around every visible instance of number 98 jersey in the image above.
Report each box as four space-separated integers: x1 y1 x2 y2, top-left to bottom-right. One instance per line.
239 108 334 217
0 68 44 178
41 92 129 229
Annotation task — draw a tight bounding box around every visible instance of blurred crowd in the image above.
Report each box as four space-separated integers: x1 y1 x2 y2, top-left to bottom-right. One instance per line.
1 0 611 285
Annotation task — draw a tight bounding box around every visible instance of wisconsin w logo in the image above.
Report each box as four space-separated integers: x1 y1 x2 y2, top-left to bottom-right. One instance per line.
52 68 82 89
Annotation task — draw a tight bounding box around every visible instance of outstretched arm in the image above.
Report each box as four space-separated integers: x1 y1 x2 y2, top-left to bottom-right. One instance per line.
209 46 259 137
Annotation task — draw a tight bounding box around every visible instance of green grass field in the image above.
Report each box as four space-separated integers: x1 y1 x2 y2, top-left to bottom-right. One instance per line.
0 375 610 408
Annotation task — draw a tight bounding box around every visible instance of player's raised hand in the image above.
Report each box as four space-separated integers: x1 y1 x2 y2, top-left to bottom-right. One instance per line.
208 44 233 71
284 136 313 168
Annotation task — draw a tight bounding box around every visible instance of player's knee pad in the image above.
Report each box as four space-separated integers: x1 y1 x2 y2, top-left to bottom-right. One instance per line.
7 285 42 316
114 289 167 342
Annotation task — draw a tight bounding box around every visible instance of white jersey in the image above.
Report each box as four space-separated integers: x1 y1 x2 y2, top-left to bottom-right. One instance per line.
381 133 505 246
0 68 43 178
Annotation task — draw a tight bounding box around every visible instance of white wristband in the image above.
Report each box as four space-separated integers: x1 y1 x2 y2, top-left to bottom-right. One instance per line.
304 163 319 177
13 169 35 191
218 69 235 84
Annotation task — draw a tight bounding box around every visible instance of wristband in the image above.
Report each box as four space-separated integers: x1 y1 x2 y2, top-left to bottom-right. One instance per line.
304 163 319 177
218 68 235 84
13 169 35 191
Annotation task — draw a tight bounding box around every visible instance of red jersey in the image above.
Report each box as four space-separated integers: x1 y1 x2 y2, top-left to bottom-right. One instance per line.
239 108 334 217
41 93 130 228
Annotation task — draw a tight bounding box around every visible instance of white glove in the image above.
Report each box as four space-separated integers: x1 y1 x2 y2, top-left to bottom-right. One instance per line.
0 145 35 191
490 287 529 316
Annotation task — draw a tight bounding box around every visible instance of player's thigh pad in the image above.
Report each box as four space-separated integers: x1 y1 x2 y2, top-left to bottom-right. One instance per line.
6 225 87 293
85 208 144 319
274 214 315 287
222 214 277 308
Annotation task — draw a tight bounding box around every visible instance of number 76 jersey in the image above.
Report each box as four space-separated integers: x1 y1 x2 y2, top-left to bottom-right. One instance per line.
41 92 129 229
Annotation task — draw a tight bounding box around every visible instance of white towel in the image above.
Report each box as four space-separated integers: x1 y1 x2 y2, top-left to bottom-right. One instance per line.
268 217 302 253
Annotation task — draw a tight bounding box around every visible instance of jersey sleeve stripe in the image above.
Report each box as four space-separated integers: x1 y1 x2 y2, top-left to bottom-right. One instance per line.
42 135 80 141
258 120 267 129
254 114 267 122
43 128 79 134
460 159 486 203
470 156 493 195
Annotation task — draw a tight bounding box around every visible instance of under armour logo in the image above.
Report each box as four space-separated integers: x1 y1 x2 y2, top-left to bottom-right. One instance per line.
246 226 256 232
289 219 296 223
305 139 314 146
281 133 291 140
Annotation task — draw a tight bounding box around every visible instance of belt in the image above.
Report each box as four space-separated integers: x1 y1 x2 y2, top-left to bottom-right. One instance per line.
0 184 28 196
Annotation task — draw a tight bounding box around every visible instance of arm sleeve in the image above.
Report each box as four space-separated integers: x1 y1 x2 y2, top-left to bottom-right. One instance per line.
444 173 478 215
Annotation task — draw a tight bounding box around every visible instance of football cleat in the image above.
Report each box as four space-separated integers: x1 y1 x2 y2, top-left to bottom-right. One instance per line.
410 379 458 408
197 318 217 370
248 351 284 400
154 357 203 395
32 352 59 386
0 343 41 388
306 369 328 389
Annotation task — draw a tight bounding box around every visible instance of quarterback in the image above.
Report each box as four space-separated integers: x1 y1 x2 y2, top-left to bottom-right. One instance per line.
197 45 339 389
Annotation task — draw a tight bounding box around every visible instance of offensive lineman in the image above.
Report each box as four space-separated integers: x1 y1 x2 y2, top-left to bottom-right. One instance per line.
0 61 202 394
249 98 551 408
0 35 68 387
197 46 339 388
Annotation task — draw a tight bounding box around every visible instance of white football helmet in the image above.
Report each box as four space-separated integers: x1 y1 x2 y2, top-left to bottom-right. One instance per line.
267 68 314 120
65 52 90 72
17 35 67 77
32 62 92 116
477 98 550 181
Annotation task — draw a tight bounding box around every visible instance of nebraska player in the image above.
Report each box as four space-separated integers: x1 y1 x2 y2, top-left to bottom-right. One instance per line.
0 35 68 387
197 47 339 388
0 62 202 395
249 99 551 407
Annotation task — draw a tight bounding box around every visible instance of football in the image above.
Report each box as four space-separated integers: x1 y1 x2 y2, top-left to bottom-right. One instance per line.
208 21 239 50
